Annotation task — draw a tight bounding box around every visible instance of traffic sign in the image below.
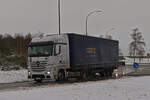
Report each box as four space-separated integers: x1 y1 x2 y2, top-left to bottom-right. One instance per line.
133 62 139 69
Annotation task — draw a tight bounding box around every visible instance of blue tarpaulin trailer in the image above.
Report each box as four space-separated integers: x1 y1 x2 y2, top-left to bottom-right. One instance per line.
66 34 119 78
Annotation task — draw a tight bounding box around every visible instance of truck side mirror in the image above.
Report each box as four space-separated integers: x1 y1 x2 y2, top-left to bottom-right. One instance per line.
54 45 61 56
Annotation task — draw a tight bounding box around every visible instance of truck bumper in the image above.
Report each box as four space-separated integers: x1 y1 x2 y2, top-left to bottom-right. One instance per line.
28 74 50 79
28 73 55 80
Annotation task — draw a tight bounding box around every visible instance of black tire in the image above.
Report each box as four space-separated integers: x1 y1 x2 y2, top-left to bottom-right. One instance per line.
90 72 97 78
80 71 88 80
57 70 65 81
100 72 105 77
34 78 42 83
105 70 109 77
109 70 113 77
104 68 113 77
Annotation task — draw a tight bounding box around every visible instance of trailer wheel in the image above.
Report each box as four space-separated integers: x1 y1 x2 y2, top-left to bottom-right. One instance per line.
34 78 42 83
105 71 109 77
57 70 65 81
109 70 113 77
80 71 88 80
100 72 105 77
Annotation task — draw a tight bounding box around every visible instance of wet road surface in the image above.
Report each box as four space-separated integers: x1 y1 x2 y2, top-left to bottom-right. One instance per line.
0 77 116 92
126 64 150 76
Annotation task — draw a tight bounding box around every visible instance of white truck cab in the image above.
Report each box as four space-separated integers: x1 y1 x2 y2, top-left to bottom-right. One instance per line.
28 34 70 82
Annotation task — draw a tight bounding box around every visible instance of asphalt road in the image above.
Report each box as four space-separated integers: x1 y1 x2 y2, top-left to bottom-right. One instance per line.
126 64 150 76
0 76 115 92
0 64 150 92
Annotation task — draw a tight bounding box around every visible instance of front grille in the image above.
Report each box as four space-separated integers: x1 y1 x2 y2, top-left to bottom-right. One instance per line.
31 61 47 72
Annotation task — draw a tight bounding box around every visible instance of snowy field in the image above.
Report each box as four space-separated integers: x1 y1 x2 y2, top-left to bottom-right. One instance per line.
0 76 150 100
0 70 28 83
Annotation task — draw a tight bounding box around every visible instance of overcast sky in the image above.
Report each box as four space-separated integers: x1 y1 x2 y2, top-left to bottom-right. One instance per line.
0 0 150 55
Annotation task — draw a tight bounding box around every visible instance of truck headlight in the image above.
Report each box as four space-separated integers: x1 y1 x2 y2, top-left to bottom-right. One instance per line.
115 73 118 78
47 71 50 74
28 71 31 75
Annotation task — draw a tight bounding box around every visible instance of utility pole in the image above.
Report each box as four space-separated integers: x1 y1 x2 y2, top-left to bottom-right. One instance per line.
58 0 61 35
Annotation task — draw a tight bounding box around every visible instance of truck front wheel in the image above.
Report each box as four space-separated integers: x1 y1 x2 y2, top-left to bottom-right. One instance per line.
57 70 65 81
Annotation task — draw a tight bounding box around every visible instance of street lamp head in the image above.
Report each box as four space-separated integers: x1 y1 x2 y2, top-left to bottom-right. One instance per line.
87 10 102 17
86 10 103 36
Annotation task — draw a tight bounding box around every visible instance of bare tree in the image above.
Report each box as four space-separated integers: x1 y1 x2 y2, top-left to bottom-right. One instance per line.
129 28 146 61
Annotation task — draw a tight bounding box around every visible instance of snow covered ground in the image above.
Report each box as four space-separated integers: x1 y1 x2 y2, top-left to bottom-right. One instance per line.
0 76 150 100
0 70 28 83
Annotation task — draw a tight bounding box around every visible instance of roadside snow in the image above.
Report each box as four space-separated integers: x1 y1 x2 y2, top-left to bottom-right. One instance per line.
0 76 150 100
0 70 28 83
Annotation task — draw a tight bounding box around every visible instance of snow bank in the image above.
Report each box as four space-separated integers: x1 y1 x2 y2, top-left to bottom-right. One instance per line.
0 76 150 100
0 70 28 83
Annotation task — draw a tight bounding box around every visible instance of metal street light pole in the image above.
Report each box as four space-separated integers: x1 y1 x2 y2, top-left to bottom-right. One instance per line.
58 0 61 35
86 10 102 36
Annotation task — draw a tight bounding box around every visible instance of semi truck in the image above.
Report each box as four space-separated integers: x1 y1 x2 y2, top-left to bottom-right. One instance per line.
28 33 119 82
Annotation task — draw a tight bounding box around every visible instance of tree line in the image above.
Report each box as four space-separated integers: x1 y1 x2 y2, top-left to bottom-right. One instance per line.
0 33 32 57
0 29 146 58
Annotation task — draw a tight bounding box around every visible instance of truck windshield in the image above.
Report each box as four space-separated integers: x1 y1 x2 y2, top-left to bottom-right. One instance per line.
28 45 53 57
